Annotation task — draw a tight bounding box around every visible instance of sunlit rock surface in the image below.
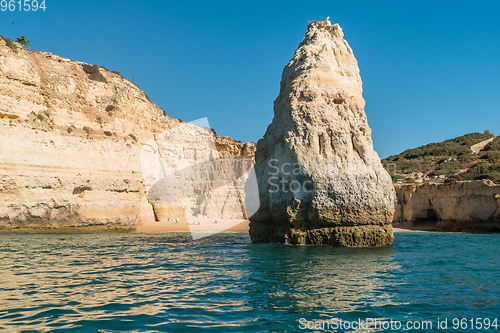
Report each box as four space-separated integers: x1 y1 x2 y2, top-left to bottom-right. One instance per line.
0 36 254 233
140 120 258 238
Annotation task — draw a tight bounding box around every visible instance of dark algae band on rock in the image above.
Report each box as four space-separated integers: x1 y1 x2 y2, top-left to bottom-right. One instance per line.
250 224 394 247
249 19 394 247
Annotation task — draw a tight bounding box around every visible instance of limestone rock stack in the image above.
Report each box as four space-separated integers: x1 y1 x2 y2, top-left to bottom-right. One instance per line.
249 19 394 246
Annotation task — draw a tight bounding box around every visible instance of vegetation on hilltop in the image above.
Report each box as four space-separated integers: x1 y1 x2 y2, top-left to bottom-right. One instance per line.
15 35 29 47
382 132 500 185
81 64 107 83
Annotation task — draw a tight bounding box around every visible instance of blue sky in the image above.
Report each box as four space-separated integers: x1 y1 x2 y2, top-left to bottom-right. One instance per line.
2 0 499 158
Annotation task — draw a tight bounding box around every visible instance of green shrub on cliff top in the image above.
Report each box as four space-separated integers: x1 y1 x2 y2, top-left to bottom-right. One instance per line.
449 164 500 184
81 64 107 83
82 64 98 74
382 132 500 185
396 133 494 160
15 35 29 47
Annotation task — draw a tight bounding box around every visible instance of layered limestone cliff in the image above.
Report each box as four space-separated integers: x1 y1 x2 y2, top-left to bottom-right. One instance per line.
394 180 500 232
0 36 252 232
140 122 257 226
249 19 394 246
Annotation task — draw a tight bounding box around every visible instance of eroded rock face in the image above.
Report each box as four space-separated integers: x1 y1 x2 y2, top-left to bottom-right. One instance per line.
140 122 257 224
394 180 500 232
249 19 394 246
214 136 256 161
0 36 171 232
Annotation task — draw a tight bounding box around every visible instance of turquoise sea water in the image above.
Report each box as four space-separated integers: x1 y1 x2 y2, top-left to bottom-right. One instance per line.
0 232 499 332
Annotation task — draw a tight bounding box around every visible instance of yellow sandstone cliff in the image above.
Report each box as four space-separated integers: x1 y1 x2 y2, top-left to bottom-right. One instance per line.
394 180 500 232
0 36 254 232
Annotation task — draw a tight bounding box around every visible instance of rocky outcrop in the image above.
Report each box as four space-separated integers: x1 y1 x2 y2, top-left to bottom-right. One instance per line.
394 180 500 232
249 19 394 246
471 136 497 154
214 136 256 161
0 36 252 233
140 121 257 229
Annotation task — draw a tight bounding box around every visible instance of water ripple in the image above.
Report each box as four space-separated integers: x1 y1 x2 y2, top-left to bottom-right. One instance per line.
0 232 499 332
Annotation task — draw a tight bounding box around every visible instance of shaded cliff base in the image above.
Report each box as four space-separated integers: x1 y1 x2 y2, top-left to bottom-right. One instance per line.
393 180 500 233
393 220 500 233
249 222 394 247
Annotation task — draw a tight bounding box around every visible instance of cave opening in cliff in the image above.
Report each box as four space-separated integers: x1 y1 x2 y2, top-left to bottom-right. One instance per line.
413 208 440 229
426 208 438 220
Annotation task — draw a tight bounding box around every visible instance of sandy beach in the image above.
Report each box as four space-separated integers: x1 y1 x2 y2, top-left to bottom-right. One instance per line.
137 221 440 234
137 220 442 234
136 219 250 234
393 221 442 232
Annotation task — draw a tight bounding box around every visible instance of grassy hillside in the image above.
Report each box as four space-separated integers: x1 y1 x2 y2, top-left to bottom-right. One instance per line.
382 132 500 184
